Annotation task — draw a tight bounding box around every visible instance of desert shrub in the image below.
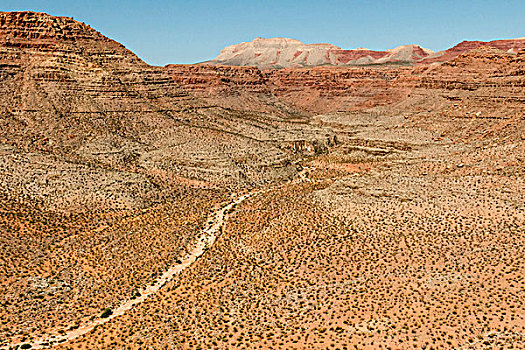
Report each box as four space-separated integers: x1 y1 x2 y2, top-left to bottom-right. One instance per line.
100 308 113 318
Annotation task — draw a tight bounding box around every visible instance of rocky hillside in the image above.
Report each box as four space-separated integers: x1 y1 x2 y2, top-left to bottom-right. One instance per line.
399 47 525 143
204 36 525 68
0 11 334 197
422 37 525 63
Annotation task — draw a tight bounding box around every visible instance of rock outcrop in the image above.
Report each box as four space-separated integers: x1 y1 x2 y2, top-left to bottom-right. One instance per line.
204 36 525 68
0 11 188 155
205 37 434 68
421 37 525 64
165 64 411 113
382 46 525 143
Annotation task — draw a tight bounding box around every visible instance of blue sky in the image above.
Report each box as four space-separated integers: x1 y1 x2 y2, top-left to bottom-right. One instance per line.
2 0 524 65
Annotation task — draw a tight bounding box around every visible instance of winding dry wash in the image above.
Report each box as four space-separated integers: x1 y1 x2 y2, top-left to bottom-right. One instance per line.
7 192 254 349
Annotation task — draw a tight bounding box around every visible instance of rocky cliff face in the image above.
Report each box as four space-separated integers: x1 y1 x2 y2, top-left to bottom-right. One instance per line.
206 37 434 68
380 47 525 143
165 64 270 93
421 38 525 64
204 36 525 68
265 67 410 112
166 64 411 113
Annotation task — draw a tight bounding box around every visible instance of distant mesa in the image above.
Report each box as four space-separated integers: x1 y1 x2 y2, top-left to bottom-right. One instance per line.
204 36 525 68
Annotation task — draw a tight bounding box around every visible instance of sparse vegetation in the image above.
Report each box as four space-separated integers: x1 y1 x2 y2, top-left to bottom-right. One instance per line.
1 10 524 350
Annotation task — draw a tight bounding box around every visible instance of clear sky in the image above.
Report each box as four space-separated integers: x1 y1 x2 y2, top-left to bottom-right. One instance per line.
2 0 524 66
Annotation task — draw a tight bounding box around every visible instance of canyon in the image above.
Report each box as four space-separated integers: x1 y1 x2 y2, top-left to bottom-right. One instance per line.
0 10 523 350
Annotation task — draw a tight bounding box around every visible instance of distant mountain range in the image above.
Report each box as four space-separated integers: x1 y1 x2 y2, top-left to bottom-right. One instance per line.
204 37 525 68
